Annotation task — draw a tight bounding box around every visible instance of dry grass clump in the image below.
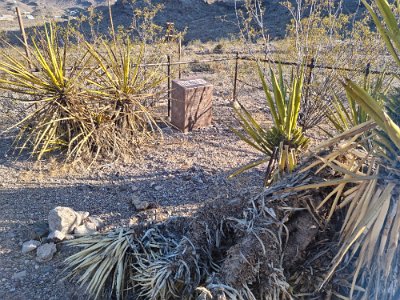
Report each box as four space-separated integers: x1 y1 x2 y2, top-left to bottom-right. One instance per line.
0 23 165 163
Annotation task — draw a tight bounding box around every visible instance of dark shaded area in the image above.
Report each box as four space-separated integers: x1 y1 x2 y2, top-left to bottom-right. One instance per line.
3 0 290 46
2 0 368 47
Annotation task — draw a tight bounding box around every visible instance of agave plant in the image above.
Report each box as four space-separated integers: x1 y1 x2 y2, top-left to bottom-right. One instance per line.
230 64 309 184
0 23 95 160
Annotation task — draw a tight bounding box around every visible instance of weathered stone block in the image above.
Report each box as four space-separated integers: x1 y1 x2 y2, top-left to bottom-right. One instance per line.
171 78 213 133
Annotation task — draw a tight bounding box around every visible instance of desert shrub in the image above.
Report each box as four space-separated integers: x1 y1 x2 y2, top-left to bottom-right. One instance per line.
0 23 165 163
190 61 213 73
213 43 224 54
126 0 165 44
0 24 95 160
231 64 309 184
84 38 165 156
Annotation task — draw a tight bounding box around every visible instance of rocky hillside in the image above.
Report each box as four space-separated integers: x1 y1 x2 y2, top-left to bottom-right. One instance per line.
1 0 365 42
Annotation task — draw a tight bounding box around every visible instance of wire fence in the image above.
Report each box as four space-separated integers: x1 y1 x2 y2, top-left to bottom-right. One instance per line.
6 5 400 119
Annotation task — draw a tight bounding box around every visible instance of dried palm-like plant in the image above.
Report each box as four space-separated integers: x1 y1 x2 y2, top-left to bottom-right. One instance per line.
0 23 166 163
64 225 180 299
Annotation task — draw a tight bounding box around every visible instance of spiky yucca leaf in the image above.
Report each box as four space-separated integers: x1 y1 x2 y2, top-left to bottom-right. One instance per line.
64 229 134 299
85 38 166 147
64 226 180 300
326 73 390 134
293 119 400 299
0 23 95 160
231 64 309 184
344 79 400 160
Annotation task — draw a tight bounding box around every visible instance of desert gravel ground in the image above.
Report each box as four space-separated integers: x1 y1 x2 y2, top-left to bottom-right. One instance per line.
0 68 270 299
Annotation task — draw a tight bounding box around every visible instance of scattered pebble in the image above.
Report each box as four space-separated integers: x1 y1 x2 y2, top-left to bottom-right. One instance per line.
131 195 150 211
36 243 57 263
154 185 163 191
21 240 41 254
11 271 27 281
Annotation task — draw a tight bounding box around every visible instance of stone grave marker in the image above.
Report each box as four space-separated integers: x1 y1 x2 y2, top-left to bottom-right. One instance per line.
171 78 213 133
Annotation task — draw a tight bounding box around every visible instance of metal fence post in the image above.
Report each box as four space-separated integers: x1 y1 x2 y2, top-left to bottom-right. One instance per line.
365 62 371 81
16 7 33 69
178 36 182 79
304 57 315 106
233 52 239 101
167 55 171 118
306 57 315 86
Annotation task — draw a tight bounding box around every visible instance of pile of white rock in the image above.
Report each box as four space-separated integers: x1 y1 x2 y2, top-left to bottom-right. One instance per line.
21 207 102 262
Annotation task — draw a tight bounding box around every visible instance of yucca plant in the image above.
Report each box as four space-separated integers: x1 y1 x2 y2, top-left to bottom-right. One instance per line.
85 38 165 154
0 23 97 161
231 64 309 184
301 0 400 298
346 0 400 158
325 73 390 134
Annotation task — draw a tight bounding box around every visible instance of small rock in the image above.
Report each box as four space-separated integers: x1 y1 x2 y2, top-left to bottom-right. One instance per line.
47 230 65 242
74 223 97 237
183 174 192 181
154 185 163 191
131 186 139 192
194 177 204 184
87 216 103 229
36 243 57 263
131 196 150 211
22 240 41 254
48 207 88 234
12 271 27 281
